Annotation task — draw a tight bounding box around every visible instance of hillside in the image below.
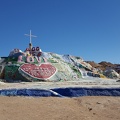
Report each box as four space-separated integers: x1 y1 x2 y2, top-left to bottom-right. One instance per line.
0 47 119 82
86 61 114 70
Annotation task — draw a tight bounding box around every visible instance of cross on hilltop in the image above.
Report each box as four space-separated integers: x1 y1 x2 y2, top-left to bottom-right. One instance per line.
25 30 37 44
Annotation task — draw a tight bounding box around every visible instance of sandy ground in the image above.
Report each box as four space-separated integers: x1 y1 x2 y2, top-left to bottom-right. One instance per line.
0 78 120 120
0 96 120 120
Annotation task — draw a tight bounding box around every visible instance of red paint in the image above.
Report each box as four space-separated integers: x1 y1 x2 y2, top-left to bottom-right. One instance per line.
20 63 56 79
37 52 42 57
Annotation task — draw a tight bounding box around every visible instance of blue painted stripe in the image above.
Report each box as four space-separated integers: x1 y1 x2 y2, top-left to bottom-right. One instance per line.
0 87 120 97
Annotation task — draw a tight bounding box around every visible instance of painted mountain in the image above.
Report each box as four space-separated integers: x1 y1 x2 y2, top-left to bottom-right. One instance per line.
0 46 118 82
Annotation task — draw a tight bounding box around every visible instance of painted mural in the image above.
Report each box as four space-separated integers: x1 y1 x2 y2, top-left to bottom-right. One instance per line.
0 45 103 82
0 42 104 82
19 63 57 80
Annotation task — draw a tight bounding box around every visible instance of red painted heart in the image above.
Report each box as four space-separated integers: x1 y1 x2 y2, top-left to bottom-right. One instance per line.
19 63 56 79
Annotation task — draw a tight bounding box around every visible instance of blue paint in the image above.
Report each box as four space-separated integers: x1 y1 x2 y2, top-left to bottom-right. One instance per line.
0 87 120 97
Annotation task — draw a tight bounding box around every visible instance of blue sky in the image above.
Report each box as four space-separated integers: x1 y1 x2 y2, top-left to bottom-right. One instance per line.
0 0 120 63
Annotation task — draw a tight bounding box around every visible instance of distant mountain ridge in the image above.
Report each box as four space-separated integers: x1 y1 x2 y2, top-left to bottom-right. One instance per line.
86 61 119 71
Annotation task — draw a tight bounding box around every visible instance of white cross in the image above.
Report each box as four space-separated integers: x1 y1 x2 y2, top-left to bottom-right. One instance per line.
25 30 37 44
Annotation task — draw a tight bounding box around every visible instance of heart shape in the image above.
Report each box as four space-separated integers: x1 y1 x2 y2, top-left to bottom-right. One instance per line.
19 63 57 80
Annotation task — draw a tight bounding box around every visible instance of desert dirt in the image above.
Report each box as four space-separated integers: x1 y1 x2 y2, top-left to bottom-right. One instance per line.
0 96 120 120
